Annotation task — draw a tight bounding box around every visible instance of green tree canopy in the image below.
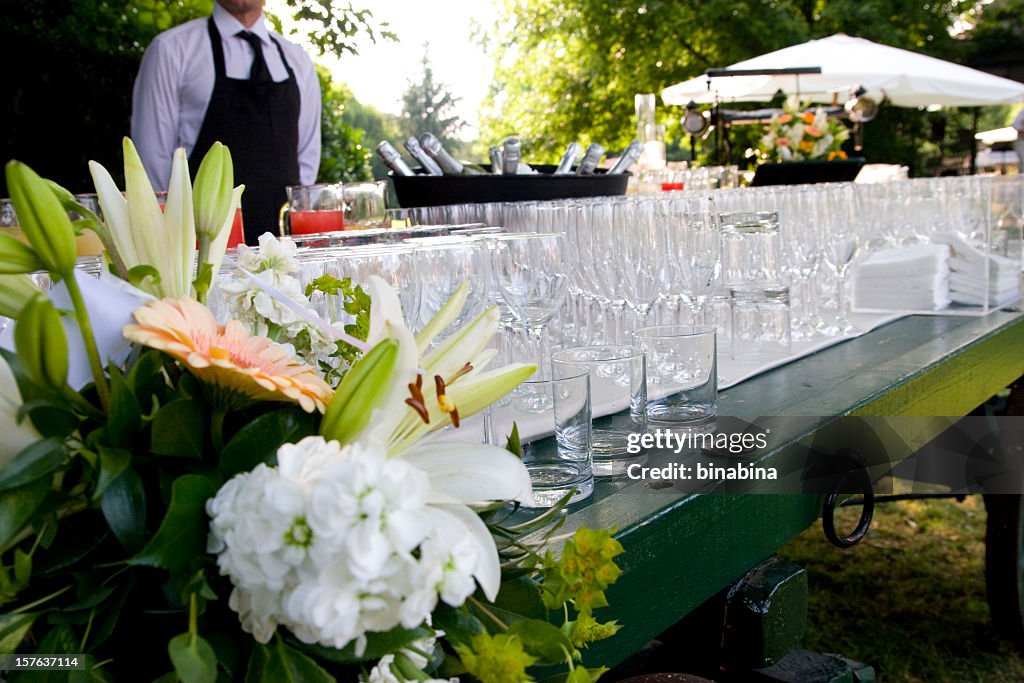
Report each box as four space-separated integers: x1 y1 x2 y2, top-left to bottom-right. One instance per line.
480 0 977 171
399 46 466 142
0 0 390 194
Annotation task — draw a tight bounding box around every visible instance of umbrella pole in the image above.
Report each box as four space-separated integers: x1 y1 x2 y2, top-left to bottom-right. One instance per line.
970 108 978 176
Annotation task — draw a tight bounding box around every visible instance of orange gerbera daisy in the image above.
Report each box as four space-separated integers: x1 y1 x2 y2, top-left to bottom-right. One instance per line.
124 298 332 413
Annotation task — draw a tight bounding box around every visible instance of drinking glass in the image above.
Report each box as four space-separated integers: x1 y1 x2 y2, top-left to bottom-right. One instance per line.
632 325 717 425
488 362 594 507
666 195 721 325
343 181 389 229
283 183 346 236
552 345 647 476
820 184 859 336
490 233 569 367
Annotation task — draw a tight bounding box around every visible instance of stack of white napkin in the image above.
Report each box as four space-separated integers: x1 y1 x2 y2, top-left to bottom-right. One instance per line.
932 233 1021 307
853 243 952 310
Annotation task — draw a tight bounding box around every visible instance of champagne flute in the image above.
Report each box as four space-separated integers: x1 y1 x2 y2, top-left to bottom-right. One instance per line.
820 184 859 336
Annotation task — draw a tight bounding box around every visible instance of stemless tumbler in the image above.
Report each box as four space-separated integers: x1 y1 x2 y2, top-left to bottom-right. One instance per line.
488 362 594 507
552 345 647 476
631 325 717 424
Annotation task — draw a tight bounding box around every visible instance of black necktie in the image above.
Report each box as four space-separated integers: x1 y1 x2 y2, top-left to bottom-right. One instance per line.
237 31 271 84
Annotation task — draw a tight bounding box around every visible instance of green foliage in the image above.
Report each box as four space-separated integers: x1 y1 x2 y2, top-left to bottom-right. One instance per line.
482 0 986 172
0 0 388 194
400 46 467 142
276 0 396 59
316 66 373 183
342 99 403 180
305 274 372 377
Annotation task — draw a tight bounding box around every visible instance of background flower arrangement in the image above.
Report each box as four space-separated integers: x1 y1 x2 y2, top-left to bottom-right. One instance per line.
0 140 624 681
758 96 851 163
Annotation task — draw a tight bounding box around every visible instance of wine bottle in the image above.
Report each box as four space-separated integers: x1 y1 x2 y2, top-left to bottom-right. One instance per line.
376 141 414 176
554 142 582 174
576 143 605 174
418 133 484 176
608 140 644 175
488 146 503 174
502 136 522 175
404 136 443 175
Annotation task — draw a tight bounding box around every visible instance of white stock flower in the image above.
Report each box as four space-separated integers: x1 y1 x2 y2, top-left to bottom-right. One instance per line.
208 435 511 651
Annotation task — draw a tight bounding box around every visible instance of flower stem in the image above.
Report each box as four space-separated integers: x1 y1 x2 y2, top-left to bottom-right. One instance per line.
64 273 110 411
211 408 226 453
12 584 71 614
468 595 509 631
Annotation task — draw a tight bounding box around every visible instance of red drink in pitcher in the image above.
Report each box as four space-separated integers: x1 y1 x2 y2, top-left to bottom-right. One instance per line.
290 209 345 235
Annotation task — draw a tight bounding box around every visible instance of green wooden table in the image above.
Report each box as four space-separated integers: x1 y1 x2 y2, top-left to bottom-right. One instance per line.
562 311 1024 668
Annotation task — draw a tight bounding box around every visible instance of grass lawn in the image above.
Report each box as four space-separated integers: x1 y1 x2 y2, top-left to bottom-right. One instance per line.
779 496 1024 683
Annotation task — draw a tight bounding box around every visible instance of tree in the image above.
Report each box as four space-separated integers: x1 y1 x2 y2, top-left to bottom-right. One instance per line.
342 99 404 180
399 46 466 142
480 0 975 170
316 67 373 183
0 0 392 194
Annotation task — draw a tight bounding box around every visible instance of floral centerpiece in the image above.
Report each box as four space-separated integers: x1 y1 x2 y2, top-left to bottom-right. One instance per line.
758 96 851 163
0 140 623 682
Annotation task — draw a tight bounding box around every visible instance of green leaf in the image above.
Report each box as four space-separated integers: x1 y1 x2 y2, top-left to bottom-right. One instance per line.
192 262 215 303
126 264 161 288
169 632 218 683
0 612 37 654
0 437 65 492
291 626 432 665
506 422 522 457
126 349 165 391
432 604 485 648
100 468 146 553
93 445 132 501
105 367 141 446
151 399 205 458
246 638 335 683
0 477 50 551
130 474 217 572
493 576 547 621
507 619 575 667
13 549 31 584
23 403 78 439
218 408 316 477
37 623 78 653
536 667 609 683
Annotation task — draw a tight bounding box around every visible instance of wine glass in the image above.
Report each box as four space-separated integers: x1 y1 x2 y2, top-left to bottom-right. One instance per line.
490 232 569 371
613 197 666 334
820 184 859 336
666 194 721 326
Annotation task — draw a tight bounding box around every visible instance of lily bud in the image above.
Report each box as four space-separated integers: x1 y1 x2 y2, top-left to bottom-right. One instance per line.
4 161 77 277
0 274 41 319
320 339 399 445
193 142 235 240
0 234 45 274
14 295 69 390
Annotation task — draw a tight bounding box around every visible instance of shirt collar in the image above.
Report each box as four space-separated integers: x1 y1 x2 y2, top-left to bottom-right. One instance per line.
212 2 271 45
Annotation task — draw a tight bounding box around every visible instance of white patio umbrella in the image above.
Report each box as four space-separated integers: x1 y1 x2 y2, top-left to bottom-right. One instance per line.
661 33 1024 107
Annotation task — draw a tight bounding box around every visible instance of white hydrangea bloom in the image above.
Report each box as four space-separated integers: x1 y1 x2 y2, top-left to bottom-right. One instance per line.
219 234 339 369
208 436 494 652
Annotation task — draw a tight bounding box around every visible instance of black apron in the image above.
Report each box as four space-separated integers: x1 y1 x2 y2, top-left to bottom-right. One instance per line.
190 19 301 245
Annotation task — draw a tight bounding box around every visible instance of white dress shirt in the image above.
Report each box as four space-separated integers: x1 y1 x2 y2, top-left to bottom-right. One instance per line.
131 3 321 191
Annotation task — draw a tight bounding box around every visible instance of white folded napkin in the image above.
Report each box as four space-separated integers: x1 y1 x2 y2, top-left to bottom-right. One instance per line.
853 244 951 311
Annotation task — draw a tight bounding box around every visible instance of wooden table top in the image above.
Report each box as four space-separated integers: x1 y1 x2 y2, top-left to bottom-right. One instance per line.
567 310 1024 667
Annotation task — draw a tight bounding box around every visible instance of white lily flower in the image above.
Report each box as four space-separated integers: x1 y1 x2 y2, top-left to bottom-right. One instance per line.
0 353 42 468
353 276 535 455
90 138 196 299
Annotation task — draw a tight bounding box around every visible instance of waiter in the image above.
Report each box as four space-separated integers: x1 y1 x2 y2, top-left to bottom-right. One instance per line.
131 0 321 244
